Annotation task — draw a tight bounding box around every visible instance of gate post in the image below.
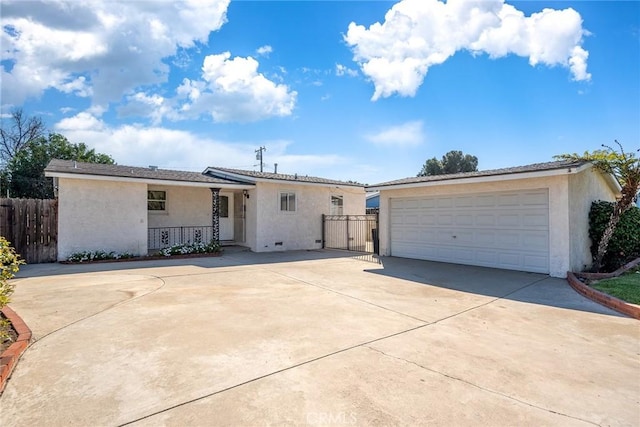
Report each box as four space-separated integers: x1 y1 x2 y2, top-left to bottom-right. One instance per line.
321 214 325 249
346 215 350 251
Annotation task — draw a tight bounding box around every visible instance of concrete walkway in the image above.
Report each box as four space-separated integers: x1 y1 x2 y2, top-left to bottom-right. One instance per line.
0 250 638 426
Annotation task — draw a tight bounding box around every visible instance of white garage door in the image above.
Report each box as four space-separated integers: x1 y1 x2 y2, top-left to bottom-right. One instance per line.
390 189 549 273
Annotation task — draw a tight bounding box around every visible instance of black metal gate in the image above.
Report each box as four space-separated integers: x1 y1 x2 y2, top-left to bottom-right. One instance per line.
322 214 379 254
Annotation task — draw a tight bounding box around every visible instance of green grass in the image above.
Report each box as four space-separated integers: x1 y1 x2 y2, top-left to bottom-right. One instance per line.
591 268 640 305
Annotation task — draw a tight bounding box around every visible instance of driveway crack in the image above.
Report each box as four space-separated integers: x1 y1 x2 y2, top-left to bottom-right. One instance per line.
27 275 167 346
363 345 601 427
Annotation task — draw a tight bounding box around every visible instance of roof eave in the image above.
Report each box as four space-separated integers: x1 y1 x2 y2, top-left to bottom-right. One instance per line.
45 171 255 189
204 167 364 189
367 164 591 191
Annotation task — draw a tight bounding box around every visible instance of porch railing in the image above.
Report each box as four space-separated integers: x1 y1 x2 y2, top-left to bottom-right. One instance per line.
148 226 215 250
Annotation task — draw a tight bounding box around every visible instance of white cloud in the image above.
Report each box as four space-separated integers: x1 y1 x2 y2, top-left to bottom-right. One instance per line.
365 120 424 147
256 45 273 57
117 92 177 125
176 52 297 122
345 0 591 100
1 0 230 106
53 111 342 174
336 64 358 77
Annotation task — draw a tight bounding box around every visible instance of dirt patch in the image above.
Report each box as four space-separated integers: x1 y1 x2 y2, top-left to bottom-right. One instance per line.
0 318 18 355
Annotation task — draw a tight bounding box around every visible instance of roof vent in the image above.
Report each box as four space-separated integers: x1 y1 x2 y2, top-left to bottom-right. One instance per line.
149 165 158 171
294 173 298 179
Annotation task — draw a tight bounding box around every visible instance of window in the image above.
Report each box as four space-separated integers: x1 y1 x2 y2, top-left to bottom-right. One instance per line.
148 190 166 211
220 195 229 218
280 192 296 212
331 195 343 215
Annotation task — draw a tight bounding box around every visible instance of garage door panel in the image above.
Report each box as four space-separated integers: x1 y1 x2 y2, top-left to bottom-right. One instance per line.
523 192 548 206
476 195 496 207
455 196 474 207
495 232 520 247
420 199 436 208
390 190 549 273
524 254 548 271
523 212 547 227
454 231 474 244
437 198 453 208
455 214 473 226
497 214 520 227
476 232 496 246
420 214 436 225
476 214 496 226
523 231 548 250
498 194 520 206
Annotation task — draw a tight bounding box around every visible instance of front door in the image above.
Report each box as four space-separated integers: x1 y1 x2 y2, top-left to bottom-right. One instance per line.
219 192 234 241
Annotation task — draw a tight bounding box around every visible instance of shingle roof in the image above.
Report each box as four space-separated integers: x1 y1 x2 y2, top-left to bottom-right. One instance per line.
369 160 587 188
45 159 245 185
206 166 365 187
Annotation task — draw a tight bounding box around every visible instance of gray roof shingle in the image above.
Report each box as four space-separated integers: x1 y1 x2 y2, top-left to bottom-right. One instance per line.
369 160 587 188
45 159 245 185
206 167 364 187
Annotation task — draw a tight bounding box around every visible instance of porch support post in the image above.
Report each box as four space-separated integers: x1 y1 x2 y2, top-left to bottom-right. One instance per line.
210 188 220 245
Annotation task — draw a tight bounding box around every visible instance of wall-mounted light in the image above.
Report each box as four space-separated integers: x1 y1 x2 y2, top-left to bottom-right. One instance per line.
243 189 249 199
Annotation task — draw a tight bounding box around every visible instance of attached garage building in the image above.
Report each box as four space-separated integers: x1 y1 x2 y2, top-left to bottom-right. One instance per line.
368 161 620 278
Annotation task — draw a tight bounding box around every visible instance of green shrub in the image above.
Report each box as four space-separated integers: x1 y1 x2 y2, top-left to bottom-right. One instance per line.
1 237 25 343
589 201 640 272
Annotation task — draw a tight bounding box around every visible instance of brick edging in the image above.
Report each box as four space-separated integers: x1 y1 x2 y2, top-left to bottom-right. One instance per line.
0 306 32 394
566 272 640 320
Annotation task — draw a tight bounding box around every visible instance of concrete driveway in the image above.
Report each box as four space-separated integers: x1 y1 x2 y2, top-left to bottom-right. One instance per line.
0 250 638 426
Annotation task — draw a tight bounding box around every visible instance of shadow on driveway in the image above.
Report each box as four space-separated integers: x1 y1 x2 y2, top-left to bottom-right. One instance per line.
365 256 623 318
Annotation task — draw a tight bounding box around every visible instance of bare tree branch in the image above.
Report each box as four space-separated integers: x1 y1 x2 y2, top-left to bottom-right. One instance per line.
0 108 46 164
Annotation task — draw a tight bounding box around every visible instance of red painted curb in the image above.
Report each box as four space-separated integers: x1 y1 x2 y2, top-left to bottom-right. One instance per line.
566 272 640 320
0 305 32 394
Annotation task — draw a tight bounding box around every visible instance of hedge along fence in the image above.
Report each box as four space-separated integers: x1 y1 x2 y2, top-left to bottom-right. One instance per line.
589 200 640 272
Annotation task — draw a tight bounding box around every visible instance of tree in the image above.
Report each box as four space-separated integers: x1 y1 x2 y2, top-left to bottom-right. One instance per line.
555 141 640 271
7 133 114 199
0 108 45 164
418 150 478 177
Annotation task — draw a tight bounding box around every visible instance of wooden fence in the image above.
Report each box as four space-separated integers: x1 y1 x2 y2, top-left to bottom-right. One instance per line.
0 198 58 263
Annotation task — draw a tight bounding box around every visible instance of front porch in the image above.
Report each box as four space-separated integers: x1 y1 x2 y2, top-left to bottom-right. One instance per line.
146 184 251 252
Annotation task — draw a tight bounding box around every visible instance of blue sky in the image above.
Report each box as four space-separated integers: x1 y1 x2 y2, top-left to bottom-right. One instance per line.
2 0 638 184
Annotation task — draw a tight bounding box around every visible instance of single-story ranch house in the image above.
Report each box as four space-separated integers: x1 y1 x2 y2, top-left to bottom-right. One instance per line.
45 159 365 260
367 161 620 278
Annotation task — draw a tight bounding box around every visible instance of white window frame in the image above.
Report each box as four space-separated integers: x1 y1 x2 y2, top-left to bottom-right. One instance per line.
148 190 167 212
279 191 297 213
330 194 344 215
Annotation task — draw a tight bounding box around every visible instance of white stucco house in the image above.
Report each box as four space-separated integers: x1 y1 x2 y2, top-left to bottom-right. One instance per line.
368 161 620 278
45 159 365 261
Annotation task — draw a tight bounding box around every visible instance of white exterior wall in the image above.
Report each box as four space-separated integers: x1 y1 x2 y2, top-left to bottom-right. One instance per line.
147 185 212 228
251 182 365 252
57 178 147 260
378 175 572 278
568 169 618 272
